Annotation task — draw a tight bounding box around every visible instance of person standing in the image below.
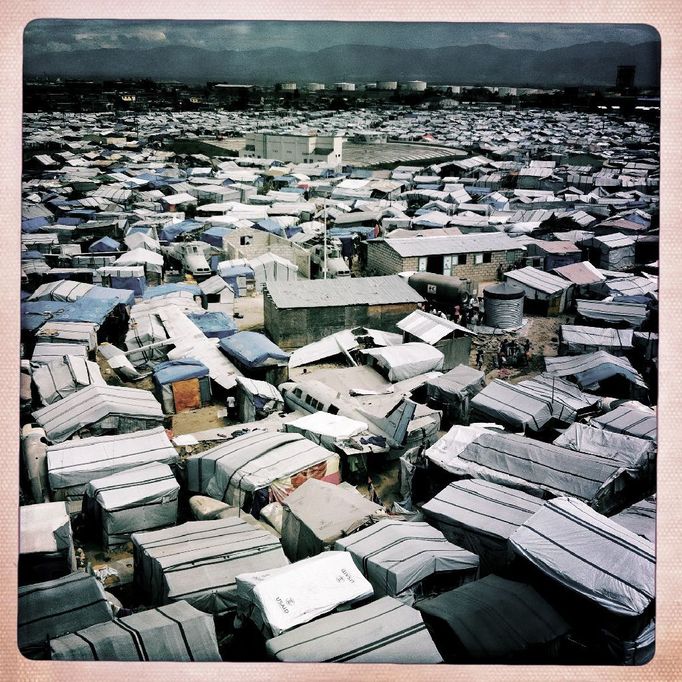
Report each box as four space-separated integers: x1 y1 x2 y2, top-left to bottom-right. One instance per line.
476 347 484 370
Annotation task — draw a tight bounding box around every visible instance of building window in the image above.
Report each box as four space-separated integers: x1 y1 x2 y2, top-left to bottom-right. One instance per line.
457 254 467 265
507 250 518 263
483 252 492 263
474 253 484 265
418 257 427 272
240 235 252 246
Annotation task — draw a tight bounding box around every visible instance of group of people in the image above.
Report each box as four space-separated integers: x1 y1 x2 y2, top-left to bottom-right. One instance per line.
475 337 532 372
417 298 482 329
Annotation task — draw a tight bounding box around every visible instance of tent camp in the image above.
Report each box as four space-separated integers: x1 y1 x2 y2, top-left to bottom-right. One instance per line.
280 478 383 562
32 355 105 406
361 343 444 382
425 425 630 514
422 478 544 573
47 427 179 502
132 516 288 614
265 596 443 664
18 572 113 656
35 320 99 352
185 431 340 518
425 365 485 426
575 299 648 329
83 462 180 549
19 501 76 586
335 519 479 603
591 403 657 442
33 384 164 443
50 600 221 662
250 252 298 291
236 551 373 637
510 497 655 619
416 575 570 663
560 325 634 356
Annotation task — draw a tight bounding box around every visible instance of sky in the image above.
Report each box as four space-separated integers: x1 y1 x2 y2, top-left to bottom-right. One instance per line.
24 20 659 54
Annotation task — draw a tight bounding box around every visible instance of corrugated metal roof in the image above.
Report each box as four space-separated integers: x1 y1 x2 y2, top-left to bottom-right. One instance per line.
266 275 424 309
504 266 572 295
553 261 605 285
383 232 524 258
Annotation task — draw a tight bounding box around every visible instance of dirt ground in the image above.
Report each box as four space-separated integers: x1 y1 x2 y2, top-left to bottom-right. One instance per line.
171 405 229 436
233 293 265 332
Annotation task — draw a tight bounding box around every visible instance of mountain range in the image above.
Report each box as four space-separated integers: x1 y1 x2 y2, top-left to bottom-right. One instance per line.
24 41 661 87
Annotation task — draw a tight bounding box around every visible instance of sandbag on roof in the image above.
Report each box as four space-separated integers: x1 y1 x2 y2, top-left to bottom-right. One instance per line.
421 479 544 572
425 425 628 514
236 551 373 637
335 519 479 603
416 575 570 662
132 516 288 614
47 426 178 501
33 384 164 443
280 478 382 562
509 497 655 618
185 431 340 515
266 596 442 663
18 573 113 653
51 600 221 661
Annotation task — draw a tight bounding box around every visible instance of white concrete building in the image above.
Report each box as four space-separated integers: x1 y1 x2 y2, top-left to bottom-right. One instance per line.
240 131 344 164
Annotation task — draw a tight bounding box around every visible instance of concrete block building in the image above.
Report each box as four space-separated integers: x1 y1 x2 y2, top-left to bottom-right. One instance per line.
240 131 344 165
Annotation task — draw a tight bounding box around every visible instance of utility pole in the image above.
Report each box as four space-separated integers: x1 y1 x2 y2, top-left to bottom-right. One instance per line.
323 197 328 279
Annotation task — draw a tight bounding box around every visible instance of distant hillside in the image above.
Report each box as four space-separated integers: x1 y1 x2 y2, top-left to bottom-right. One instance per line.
24 40 660 87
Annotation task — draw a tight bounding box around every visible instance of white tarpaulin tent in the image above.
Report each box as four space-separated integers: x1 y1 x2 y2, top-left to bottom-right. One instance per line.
361 343 444 382
280 478 382 561
335 519 479 604
426 425 629 514
422 479 544 573
235 377 283 423
35 321 99 351
115 247 164 274
250 252 298 291
47 427 179 502
236 551 373 636
33 384 164 443
265 596 443 663
50 600 222 662
284 411 368 449
185 431 340 515
32 355 106 406
510 497 655 618
132 517 288 614
19 501 76 585
611 496 656 544
31 342 88 366
83 462 180 549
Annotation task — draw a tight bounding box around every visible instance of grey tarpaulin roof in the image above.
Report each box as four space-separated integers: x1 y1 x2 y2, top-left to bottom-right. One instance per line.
266 596 443 663
425 364 485 403
334 519 479 600
32 355 105 406
592 404 657 442
50 600 221 661
185 431 338 509
544 351 648 391
132 516 288 614
281 478 382 562
553 422 655 473
264 275 424 309
611 496 656 544
421 478 544 571
575 299 648 328
361 343 444 382
416 575 570 660
560 325 634 354
510 497 655 617
18 572 113 651
425 426 626 511
31 342 88 366
47 426 178 498
33 384 165 443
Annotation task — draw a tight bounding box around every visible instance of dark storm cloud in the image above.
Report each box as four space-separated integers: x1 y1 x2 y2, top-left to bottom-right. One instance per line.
24 20 659 54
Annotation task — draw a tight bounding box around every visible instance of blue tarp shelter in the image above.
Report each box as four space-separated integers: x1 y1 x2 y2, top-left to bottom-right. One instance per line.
22 217 51 233
159 220 203 242
143 282 204 305
83 286 135 307
89 236 121 253
21 301 71 333
186 311 238 339
255 219 286 237
153 358 211 413
219 331 289 368
200 226 233 248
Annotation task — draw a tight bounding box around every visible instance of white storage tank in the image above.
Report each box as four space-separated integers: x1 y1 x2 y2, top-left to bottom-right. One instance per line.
404 80 427 92
483 282 525 329
335 82 356 91
306 82 325 92
377 81 398 90
279 82 297 91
